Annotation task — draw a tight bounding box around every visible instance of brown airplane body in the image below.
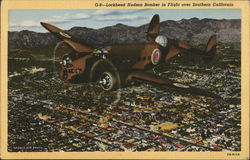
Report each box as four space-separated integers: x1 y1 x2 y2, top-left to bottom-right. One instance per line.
41 14 219 98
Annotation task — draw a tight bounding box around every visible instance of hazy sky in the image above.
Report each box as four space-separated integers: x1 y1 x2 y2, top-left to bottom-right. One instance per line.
9 9 241 32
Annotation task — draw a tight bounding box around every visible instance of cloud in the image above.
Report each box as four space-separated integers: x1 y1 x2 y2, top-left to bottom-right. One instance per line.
10 10 151 31
9 22 17 27
50 15 61 19
42 13 72 24
41 12 91 24
92 9 150 16
9 12 90 28
10 20 40 28
95 15 149 22
21 20 40 27
71 13 91 20
93 10 121 16
92 10 151 23
42 18 71 24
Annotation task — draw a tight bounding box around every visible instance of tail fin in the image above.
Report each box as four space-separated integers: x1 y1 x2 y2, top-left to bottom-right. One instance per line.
203 35 217 64
146 14 160 42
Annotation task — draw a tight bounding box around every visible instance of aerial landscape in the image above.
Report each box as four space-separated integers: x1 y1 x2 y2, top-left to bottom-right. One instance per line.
8 10 241 152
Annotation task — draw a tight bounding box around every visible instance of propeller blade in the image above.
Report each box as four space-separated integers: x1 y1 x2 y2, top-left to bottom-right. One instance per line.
203 35 217 64
205 35 217 53
40 22 95 53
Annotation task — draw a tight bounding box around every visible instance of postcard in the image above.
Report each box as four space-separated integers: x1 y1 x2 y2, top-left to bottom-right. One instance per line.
1 0 249 159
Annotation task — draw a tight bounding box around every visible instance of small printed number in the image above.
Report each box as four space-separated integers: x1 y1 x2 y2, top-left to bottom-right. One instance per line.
227 153 240 156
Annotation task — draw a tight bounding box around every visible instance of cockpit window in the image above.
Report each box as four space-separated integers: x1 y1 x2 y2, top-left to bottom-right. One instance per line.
155 35 168 47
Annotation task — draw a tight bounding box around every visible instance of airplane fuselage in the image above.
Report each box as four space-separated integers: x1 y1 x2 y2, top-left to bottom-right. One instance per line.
60 42 164 82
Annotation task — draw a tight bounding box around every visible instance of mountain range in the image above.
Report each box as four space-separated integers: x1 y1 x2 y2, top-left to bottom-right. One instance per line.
8 18 240 50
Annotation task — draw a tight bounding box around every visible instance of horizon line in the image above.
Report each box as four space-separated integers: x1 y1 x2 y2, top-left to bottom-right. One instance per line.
9 17 241 33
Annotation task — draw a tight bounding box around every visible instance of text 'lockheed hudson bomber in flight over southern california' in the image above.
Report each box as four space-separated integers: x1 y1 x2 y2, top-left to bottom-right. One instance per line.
40 14 219 98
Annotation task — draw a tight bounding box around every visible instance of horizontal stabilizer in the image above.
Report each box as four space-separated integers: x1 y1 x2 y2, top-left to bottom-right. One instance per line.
165 35 217 64
128 71 220 99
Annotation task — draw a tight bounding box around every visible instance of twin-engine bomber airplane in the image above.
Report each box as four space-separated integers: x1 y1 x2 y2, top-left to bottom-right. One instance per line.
40 14 219 98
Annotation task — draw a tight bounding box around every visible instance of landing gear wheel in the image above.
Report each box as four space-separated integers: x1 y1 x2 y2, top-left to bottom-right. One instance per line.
89 59 121 91
99 72 117 91
87 59 122 105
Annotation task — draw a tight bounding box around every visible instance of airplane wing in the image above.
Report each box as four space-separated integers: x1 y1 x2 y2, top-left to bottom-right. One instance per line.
40 22 95 53
128 71 220 99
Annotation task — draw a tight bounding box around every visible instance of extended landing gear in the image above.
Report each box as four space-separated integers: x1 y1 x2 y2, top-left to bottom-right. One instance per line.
87 59 123 105
99 72 117 91
89 59 121 91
